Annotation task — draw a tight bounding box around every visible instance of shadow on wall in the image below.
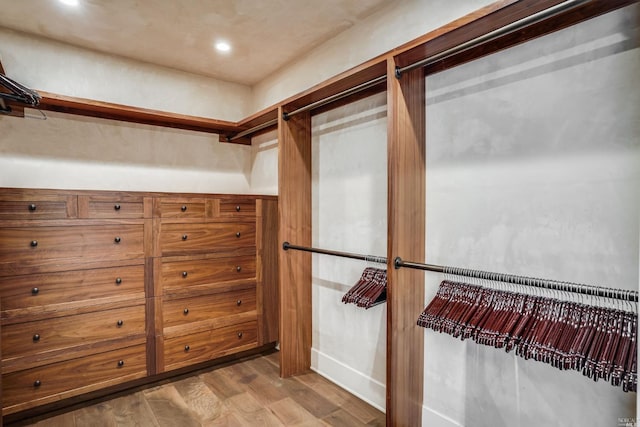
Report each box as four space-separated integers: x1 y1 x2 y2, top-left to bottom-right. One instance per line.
0 110 250 172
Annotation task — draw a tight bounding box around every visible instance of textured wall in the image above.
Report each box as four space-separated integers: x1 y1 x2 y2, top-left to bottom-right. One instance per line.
423 5 639 426
311 93 387 410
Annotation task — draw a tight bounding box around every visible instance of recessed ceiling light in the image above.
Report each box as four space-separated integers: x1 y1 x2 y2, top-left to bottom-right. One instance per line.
59 0 79 6
215 41 231 53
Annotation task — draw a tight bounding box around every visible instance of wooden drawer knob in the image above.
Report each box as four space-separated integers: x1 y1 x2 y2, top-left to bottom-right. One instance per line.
235 205 241 212
237 332 243 339
237 300 242 306
33 380 41 387
184 345 190 352
182 234 188 241
182 271 188 278
181 205 187 212
114 204 121 211
32 287 39 295
183 308 189 315
114 236 121 244
115 277 122 285
118 360 124 367
28 203 37 211
235 232 241 238
30 240 38 247
117 320 124 327
33 334 40 342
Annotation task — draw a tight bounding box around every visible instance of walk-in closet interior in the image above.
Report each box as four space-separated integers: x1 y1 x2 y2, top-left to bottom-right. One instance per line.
1 0 638 426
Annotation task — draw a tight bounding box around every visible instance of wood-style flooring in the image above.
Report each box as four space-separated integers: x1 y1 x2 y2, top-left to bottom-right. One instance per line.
14 351 385 426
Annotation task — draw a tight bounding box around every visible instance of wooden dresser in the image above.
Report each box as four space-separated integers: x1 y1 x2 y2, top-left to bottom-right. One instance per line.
0 188 278 420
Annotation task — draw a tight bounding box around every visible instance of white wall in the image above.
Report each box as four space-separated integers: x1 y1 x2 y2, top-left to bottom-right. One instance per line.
1 29 255 194
423 5 639 427
311 92 387 410
252 0 493 111
0 28 251 121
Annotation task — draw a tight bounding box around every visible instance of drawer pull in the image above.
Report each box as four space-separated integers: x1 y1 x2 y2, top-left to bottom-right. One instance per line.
237 299 242 306
118 360 125 367
184 345 190 352
182 271 188 278
237 332 243 339
235 205 241 212
236 266 241 272
33 380 41 387
114 236 121 244
115 277 122 285
183 308 189 315
114 204 121 211
181 205 187 212
32 287 39 295
117 320 124 327
28 203 37 211
236 232 241 238
33 334 40 342
182 234 188 241
30 240 38 247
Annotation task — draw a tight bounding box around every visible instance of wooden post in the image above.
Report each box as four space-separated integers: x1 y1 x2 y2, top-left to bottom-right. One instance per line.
277 107 312 377
386 58 426 425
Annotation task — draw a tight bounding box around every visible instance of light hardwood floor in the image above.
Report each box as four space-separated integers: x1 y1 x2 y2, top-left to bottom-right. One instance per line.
11 351 385 426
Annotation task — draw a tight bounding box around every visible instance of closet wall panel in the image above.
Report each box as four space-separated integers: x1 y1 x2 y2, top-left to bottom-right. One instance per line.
422 5 639 426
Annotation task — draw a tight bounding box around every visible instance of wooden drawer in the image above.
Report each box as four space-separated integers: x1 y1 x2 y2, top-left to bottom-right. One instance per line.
159 222 255 255
163 321 257 371
2 343 147 414
163 288 256 329
2 304 146 362
0 190 74 220
0 225 144 270
159 199 205 220
79 194 144 219
161 255 256 291
1 265 145 322
219 199 256 218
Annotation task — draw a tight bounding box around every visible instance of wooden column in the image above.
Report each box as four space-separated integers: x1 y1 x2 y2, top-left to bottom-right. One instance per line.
386 58 426 425
277 107 312 377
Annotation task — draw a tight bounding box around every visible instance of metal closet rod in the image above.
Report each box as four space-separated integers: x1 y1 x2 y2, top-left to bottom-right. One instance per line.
395 0 591 77
394 257 639 303
282 242 387 265
228 0 589 140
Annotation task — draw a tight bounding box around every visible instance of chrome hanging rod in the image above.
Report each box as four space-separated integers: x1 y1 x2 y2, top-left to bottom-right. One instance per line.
394 257 639 302
282 242 387 265
227 118 278 142
396 0 591 77
283 75 387 120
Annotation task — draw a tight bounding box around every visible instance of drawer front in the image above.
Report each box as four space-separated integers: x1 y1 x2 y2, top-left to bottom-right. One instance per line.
159 200 205 220
163 321 257 371
163 288 256 328
2 343 147 413
2 305 146 360
1 265 145 316
0 225 144 265
0 199 71 220
160 223 255 255
219 199 256 217
161 256 256 291
86 201 144 219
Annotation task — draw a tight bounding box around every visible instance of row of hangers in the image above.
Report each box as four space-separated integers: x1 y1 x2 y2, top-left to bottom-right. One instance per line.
342 267 387 309
418 279 637 391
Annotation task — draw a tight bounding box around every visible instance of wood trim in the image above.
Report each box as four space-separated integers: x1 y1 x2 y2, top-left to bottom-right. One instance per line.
386 59 425 426
260 199 279 345
277 107 312 377
37 91 238 135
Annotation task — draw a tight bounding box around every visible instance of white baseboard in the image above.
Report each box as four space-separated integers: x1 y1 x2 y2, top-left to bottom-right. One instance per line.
422 405 464 427
310 348 386 412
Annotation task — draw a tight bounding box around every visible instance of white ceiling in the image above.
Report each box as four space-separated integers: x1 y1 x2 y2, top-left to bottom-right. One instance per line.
0 0 393 86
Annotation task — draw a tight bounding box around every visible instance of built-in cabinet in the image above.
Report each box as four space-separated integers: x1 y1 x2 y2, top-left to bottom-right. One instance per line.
0 188 278 419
